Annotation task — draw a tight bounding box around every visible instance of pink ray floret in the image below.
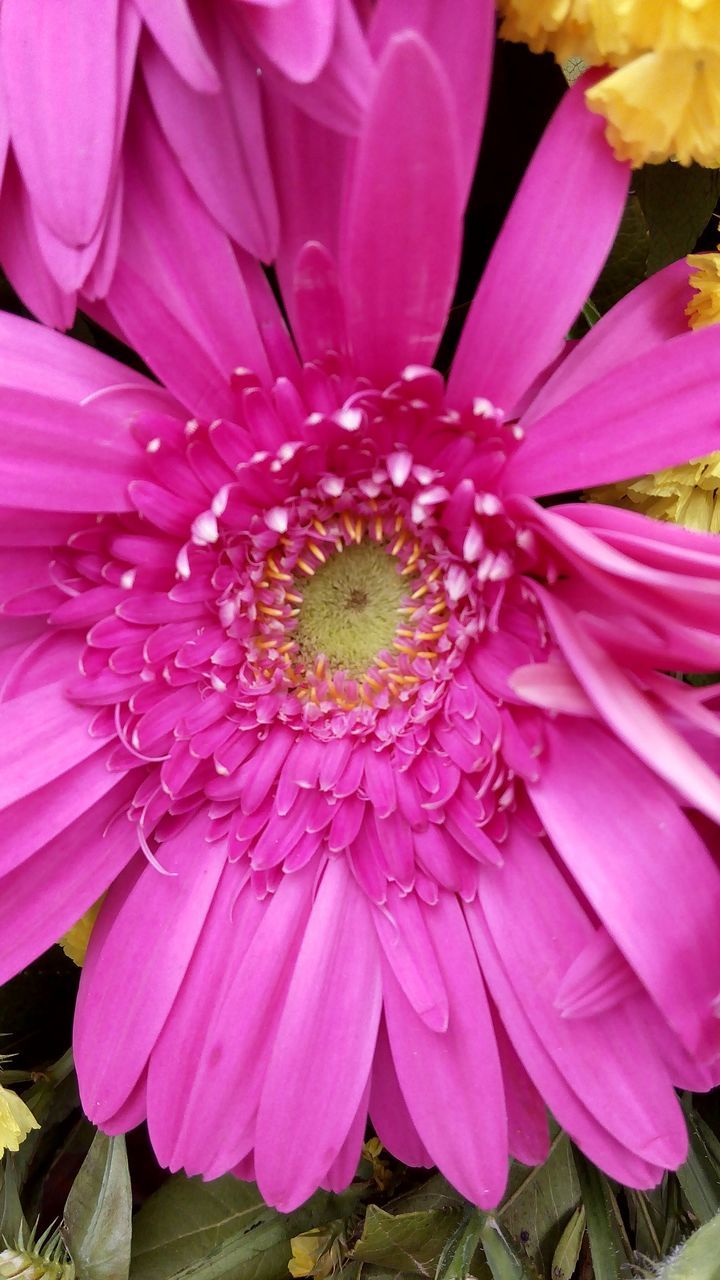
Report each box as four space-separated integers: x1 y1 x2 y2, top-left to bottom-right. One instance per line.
1 4 720 1212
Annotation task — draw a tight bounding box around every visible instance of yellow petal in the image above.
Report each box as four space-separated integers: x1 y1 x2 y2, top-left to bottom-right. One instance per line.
0 1086 39 1158
497 0 605 64
586 49 720 166
58 898 103 967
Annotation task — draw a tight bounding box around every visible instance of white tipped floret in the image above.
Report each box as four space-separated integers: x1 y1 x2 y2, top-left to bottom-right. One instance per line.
192 510 219 545
265 506 289 534
387 451 413 487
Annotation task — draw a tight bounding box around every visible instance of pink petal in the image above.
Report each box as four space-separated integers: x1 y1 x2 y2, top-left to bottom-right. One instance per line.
0 776 138 985
0 749 119 877
382 890 508 1207
2 0 120 245
522 259 694 426
293 241 349 363
493 1015 549 1167
369 0 494 202
369 1018 433 1168
339 32 462 384
322 1077 370 1193
476 828 687 1168
466 900 668 1188
0 388 137 511
0 682 105 809
0 310 150 399
372 885 449 1031
531 717 720 1062
448 74 630 415
131 0 219 91
241 0 337 83
159 866 315 1177
504 324 720 496
145 866 265 1169
536 586 720 824
75 813 227 1123
141 7 278 261
0 155 75 328
255 859 382 1211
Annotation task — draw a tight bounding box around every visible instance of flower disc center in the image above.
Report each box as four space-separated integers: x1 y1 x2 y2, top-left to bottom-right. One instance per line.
295 541 406 676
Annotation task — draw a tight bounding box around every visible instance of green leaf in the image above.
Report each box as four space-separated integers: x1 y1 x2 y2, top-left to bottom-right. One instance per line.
677 1107 720 1224
0 1157 27 1244
498 1133 581 1274
63 1131 132 1280
572 1151 629 1280
550 1206 585 1280
478 1220 533 1280
354 1205 463 1276
130 1175 365 1280
658 1214 720 1280
435 1207 489 1280
635 164 720 274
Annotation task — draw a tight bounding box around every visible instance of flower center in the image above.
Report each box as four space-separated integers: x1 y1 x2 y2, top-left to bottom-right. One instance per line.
295 541 406 676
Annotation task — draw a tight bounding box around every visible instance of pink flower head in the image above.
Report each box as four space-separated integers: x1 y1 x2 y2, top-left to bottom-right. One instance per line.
3 5 720 1211
0 0 371 321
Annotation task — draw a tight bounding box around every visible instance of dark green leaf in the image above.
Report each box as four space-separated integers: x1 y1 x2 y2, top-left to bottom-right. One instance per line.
635 164 720 273
499 1134 581 1274
572 1151 629 1280
130 1175 365 1280
354 1205 463 1276
64 1132 132 1280
435 1207 489 1280
677 1108 720 1224
0 1158 27 1244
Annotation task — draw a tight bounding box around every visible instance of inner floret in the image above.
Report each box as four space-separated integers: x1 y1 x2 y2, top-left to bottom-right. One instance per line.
295 541 407 676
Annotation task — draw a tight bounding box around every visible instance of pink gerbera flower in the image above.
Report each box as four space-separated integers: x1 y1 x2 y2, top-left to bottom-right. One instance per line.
2 9 720 1212
0 0 371 320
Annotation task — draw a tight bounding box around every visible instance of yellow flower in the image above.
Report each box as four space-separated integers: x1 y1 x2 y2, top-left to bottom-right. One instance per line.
586 49 720 167
496 0 720 166
288 1229 338 1279
58 899 103 967
590 250 720 530
0 1084 39 1158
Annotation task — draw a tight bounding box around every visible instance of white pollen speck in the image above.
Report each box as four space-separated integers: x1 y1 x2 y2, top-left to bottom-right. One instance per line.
120 569 136 590
234 367 254 377
265 506 289 534
146 437 161 453
336 408 363 432
512 425 525 440
387 450 413 487
192 510 219 544
215 761 230 776
176 545 191 579
212 486 230 517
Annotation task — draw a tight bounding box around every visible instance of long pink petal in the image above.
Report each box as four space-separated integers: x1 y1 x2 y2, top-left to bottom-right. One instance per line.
448 74 630 415
369 0 494 202
0 388 137 511
522 259 693 426
0 311 149 399
465 901 668 1189
369 1018 433 1168
531 717 720 1062
536 586 720 824
382 890 508 1207
0 776 138 985
504 324 720 496
241 0 336 82
0 749 119 877
142 8 279 261
0 155 75 328
0 683 105 809
255 859 382 1211
339 32 462 384
159 866 315 1177
131 0 219 91
476 827 687 1167
75 813 227 1123
2 0 120 246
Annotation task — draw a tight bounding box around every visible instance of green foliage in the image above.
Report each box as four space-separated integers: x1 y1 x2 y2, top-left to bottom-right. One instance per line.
635 165 720 274
63 1132 132 1280
129 1175 367 1280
